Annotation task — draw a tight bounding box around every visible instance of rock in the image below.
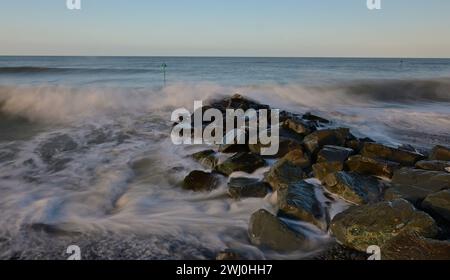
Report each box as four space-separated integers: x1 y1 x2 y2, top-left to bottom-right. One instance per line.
429 145 450 161
264 159 304 190
38 134 78 162
330 199 439 252
183 171 222 192
422 190 450 223
277 181 328 231
218 143 250 154
216 250 241 260
317 145 354 163
215 152 266 176
228 177 270 199
303 128 350 155
302 112 330 124
281 149 311 169
192 150 218 169
391 168 450 191
249 137 302 158
381 232 450 260
209 94 270 113
312 243 367 260
415 160 450 172
345 137 375 153
312 162 344 182
384 184 437 206
282 116 313 136
346 155 400 178
361 143 424 166
248 209 308 252
323 171 384 205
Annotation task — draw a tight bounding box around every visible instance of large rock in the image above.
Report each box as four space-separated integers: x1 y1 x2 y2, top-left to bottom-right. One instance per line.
317 145 354 163
192 150 218 169
264 159 304 190
228 177 270 199
346 155 399 178
183 171 223 192
429 145 450 161
415 160 450 172
302 128 350 155
391 168 450 190
248 209 308 252
218 143 250 154
209 94 270 113
281 149 311 169
381 232 450 260
384 184 436 206
330 199 439 252
282 116 313 136
422 190 450 223
361 143 424 166
249 137 302 158
312 162 343 182
277 181 328 231
323 171 384 205
215 152 266 176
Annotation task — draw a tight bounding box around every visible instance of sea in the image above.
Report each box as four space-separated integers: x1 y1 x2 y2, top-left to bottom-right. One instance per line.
0 56 449 259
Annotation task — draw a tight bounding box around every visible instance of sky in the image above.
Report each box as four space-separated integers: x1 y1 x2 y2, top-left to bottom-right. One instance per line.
0 0 449 57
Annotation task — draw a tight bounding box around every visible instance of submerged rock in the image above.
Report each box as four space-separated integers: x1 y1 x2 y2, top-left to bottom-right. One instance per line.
346 155 399 178
312 162 343 182
361 143 424 166
317 145 354 163
183 170 222 192
323 171 384 205
248 209 308 252
303 128 350 155
415 160 450 172
331 199 439 252
192 150 218 169
422 190 450 223
381 232 450 260
215 152 266 176
429 145 450 161
227 177 270 199
277 181 328 231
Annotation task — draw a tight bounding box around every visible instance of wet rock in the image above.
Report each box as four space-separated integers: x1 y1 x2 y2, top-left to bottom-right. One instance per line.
391 168 450 190
215 152 266 176
317 145 354 163
38 134 78 162
281 149 311 169
216 250 241 260
228 177 270 199
415 160 450 172
282 116 313 136
303 128 350 155
209 94 271 113
346 155 400 178
218 143 250 154
429 145 450 161
422 190 450 223
183 170 222 192
361 142 425 166
330 199 439 252
248 137 302 158
302 112 330 124
277 181 328 231
345 137 375 153
312 243 367 260
384 184 436 206
381 232 450 260
264 158 304 190
192 150 218 169
323 171 384 205
312 162 343 182
248 209 308 252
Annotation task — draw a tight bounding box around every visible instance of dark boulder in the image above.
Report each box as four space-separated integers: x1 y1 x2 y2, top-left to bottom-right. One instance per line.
249 137 302 158
330 199 439 252
303 128 350 155
248 209 308 252
415 160 450 172
422 190 450 223
312 162 343 182
361 143 424 166
183 170 223 192
218 143 250 154
209 94 271 113
228 177 270 199
429 145 450 161
317 145 354 163
281 149 311 169
391 168 450 190
192 150 218 169
384 184 437 206
264 158 304 190
215 152 266 176
282 116 313 136
277 181 328 231
323 171 384 205
302 112 330 124
346 155 400 178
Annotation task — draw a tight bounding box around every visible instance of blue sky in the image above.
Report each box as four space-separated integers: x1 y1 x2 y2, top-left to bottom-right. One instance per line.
1 0 449 57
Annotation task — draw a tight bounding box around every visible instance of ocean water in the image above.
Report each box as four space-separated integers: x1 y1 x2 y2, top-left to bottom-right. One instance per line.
0 56 449 259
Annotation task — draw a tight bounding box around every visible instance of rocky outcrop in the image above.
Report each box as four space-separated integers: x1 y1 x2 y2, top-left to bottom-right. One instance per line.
422 190 450 223
323 171 384 205
331 199 439 252
361 143 425 166
346 155 399 178
302 128 350 155
415 160 450 172
216 152 266 176
228 177 270 199
248 209 308 252
192 150 218 169
429 145 450 161
183 170 223 192
277 181 328 231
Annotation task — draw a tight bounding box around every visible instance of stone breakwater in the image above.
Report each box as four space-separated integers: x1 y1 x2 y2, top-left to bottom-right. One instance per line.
176 94 450 260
